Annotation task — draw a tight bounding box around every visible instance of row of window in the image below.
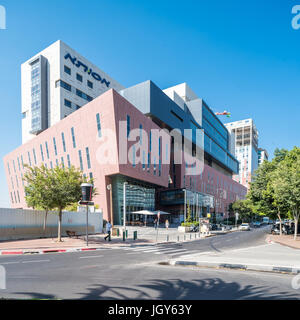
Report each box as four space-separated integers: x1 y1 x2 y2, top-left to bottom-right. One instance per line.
64 65 94 89
56 80 93 103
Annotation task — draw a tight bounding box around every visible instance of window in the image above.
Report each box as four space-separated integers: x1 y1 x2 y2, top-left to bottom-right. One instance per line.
127 115 131 137
67 155 71 168
139 124 143 145
21 155 24 169
53 137 57 156
71 127 76 148
33 149 37 165
76 73 83 82
56 159 59 167
40 144 44 161
89 172 93 180
86 147 91 169
7 163 10 175
16 176 19 188
61 157 65 168
17 157 21 171
64 99 72 108
45 142 49 159
96 113 102 138
79 150 83 171
132 145 136 168
13 160 16 173
56 80 71 92
87 80 93 89
50 161 53 169
76 105 81 110
76 89 93 102
142 151 146 170
64 65 71 75
61 132 66 152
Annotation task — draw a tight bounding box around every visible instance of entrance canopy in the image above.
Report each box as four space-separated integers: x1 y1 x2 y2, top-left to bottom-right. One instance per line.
131 210 171 216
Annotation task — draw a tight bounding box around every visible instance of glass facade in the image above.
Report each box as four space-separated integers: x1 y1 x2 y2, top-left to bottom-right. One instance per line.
112 175 156 225
30 60 42 133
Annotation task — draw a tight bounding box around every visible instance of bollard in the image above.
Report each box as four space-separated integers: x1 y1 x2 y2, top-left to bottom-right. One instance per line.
126 230 128 239
184 235 186 241
177 236 180 242
117 229 120 237
133 231 137 241
190 234 192 240
123 231 126 241
167 235 169 242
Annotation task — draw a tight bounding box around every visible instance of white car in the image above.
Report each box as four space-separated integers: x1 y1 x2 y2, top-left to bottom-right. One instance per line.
239 223 251 231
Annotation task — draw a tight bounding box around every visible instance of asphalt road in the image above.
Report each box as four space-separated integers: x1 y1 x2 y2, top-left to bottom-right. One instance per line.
1 225 299 300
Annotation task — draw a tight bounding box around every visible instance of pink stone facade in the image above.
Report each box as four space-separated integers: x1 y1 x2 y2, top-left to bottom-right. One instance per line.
4 89 247 223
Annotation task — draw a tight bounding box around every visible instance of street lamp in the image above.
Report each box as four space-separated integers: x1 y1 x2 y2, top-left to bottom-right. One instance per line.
80 183 94 247
184 189 187 223
123 182 128 239
107 184 113 226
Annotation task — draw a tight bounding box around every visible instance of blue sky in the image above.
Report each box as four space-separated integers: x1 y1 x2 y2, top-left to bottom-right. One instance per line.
0 0 299 207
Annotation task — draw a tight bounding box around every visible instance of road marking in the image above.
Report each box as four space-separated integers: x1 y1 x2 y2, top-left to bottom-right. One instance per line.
79 255 104 259
1 261 20 265
21 259 50 264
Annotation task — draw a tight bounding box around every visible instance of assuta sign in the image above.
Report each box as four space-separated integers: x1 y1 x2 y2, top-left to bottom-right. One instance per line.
64 53 111 88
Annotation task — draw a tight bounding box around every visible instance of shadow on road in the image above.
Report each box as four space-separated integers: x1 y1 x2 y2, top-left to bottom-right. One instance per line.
77 277 298 300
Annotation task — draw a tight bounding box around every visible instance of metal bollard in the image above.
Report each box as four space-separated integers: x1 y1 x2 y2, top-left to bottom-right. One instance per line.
133 231 137 241
123 232 126 241
177 236 180 242
190 234 192 240
167 235 169 242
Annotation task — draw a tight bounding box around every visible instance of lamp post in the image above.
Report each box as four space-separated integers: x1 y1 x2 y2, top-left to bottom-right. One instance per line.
107 184 113 226
123 182 128 239
184 189 187 223
80 183 94 247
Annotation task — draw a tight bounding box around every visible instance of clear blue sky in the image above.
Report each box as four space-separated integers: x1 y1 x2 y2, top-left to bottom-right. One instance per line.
0 0 299 207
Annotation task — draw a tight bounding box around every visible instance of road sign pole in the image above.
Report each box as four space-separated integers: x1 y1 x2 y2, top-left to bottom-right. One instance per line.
86 204 89 247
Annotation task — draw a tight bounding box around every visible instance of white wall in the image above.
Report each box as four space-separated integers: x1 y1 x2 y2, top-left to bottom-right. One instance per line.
0 207 103 241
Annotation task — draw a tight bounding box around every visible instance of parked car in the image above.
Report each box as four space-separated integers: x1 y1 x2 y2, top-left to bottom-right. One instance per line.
253 221 261 228
239 223 251 231
210 224 218 231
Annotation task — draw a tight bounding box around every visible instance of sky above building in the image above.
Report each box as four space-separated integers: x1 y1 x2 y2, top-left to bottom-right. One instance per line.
0 0 299 207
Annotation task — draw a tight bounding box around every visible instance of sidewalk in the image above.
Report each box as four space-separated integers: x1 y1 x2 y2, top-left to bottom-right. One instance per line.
267 234 300 249
168 242 300 274
0 234 152 256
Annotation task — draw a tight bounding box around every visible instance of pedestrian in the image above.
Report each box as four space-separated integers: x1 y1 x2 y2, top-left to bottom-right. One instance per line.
165 219 169 230
154 218 158 230
104 220 112 241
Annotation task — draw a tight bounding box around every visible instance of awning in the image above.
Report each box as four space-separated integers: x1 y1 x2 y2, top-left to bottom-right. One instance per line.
131 210 171 216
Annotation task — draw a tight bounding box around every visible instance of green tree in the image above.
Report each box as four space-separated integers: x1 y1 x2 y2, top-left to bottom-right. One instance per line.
272 147 300 240
23 164 56 232
232 199 254 222
24 164 91 242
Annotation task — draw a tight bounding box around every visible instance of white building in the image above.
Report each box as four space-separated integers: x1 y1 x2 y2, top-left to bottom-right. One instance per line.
225 119 259 189
258 148 269 166
21 40 124 143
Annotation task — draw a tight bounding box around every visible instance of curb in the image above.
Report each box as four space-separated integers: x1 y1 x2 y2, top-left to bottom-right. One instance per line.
0 247 105 256
167 260 300 275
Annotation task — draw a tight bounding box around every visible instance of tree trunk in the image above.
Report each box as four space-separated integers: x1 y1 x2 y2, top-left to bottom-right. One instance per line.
294 211 299 241
277 212 282 236
43 210 48 233
58 209 62 242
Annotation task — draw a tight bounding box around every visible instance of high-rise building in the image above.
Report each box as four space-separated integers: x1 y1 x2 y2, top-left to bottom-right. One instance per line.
21 40 124 144
225 119 259 189
4 42 248 225
258 148 269 166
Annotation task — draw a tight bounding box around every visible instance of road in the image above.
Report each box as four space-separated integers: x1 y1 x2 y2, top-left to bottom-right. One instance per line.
0 226 299 300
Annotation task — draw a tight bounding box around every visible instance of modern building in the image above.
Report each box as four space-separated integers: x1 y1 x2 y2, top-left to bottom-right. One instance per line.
21 40 124 144
225 119 259 189
258 148 269 166
4 42 247 225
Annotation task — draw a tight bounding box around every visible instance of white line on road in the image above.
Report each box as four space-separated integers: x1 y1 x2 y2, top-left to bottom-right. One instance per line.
1 261 20 265
79 255 104 259
22 260 50 264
